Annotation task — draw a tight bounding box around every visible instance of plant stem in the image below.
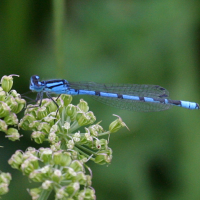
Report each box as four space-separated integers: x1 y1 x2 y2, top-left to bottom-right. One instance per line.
75 144 97 157
53 0 65 77
98 131 110 137
38 189 52 200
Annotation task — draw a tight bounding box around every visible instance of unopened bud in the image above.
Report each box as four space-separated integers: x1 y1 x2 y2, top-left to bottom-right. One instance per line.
0 172 12 184
0 102 10 118
5 96 18 113
66 182 80 195
1 75 19 92
51 169 62 183
78 188 96 200
8 150 23 169
77 99 89 112
21 156 39 175
29 170 44 182
0 183 9 195
0 120 7 132
9 90 20 97
109 115 128 133
94 149 112 165
58 94 72 107
29 188 42 200
53 151 72 166
66 104 77 121
39 148 52 163
19 114 36 130
42 180 53 190
37 107 48 120
4 113 18 125
6 128 20 141
73 172 87 185
14 97 26 113
0 91 6 101
44 99 58 113
70 160 84 172
38 122 50 133
31 131 45 144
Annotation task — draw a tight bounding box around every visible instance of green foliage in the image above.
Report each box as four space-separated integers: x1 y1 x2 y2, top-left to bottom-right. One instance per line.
0 0 200 199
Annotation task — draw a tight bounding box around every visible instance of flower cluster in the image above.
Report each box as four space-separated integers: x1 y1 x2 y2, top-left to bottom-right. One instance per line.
0 172 12 196
0 75 126 200
6 75 127 199
19 95 127 165
8 147 95 200
0 75 26 141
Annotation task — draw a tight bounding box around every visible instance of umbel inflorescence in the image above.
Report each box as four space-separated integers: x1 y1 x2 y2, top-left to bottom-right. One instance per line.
0 75 25 141
0 74 127 200
0 75 26 196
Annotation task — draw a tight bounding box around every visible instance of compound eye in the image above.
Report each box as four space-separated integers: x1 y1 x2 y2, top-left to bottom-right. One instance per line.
35 75 40 80
32 75 40 81
30 75 44 92
31 75 41 87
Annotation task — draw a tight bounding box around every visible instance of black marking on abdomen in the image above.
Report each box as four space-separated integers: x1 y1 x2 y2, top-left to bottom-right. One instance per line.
74 89 79 94
168 100 181 106
95 91 100 96
139 97 145 101
118 94 123 99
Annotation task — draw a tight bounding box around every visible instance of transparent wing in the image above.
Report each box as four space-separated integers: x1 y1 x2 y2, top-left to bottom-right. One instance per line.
92 96 172 112
68 81 169 98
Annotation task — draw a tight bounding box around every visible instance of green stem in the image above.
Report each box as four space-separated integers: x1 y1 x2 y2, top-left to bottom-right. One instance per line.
98 131 110 137
53 0 65 77
75 144 97 157
38 189 52 200
69 121 81 133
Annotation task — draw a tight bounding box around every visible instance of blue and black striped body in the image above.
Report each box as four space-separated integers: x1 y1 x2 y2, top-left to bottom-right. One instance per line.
30 75 199 112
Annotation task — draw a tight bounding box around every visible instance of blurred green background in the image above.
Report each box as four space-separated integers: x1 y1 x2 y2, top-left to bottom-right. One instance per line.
0 0 200 199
